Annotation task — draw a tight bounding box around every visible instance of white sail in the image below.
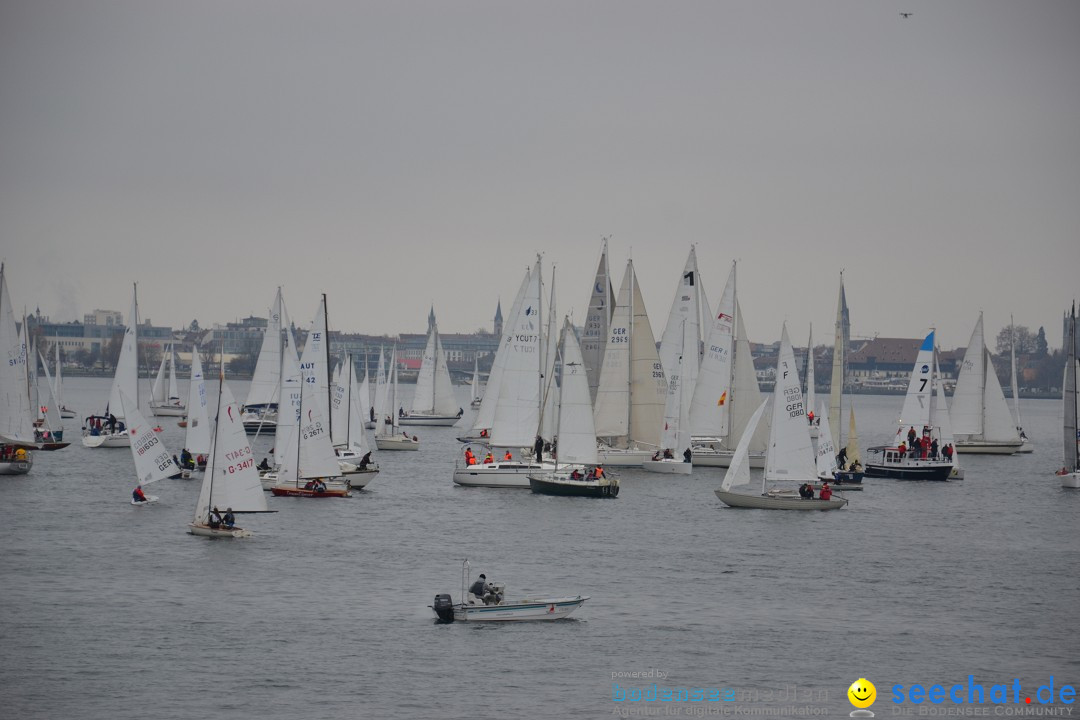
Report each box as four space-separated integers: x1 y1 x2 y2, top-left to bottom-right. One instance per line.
184 348 211 455
719 400 768 491
357 368 372 435
540 268 559 441
472 267 531 434
273 326 303 468
330 360 348 445
846 407 862 468
345 359 371 454
470 356 481 403
805 325 816 417
377 347 400 438
150 353 169 405
593 262 634 438
1065 308 1078 472
659 320 692 453
554 319 598 466
729 303 769 454
372 348 388 423
581 238 615 403
932 353 960 473
410 322 459 417
194 380 268 524
764 325 816 484
658 248 702 392
120 390 179 485
245 287 284 408
827 274 849 449
276 366 341 485
37 351 62 435
896 331 936 432
627 262 666 449
815 403 838 478
108 286 140 420
690 262 736 437
54 342 65 411
166 347 179 403
297 296 331 434
1009 317 1024 434
491 261 543 448
0 271 34 443
432 330 458 415
952 313 1020 444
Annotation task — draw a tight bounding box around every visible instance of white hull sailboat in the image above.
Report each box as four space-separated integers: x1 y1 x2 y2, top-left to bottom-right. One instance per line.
0 266 37 474
330 354 378 488
1008 316 1033 453
400 314 461 426
242 288 288 435
375 347 420 451
690 263 768 468
189 379 272 537
83 285 140 449
714 325 848 511
149 345 186 417
952 313 1022 455
593 259 667 467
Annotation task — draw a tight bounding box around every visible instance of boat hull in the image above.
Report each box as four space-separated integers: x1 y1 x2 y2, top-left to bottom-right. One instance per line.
149 404 186 417
1061 472 1080 489
1014 438 1034 454
690 448 767 468
398 414 459 426
954 440 1021 455
863 462 953 481
82 432 130 448
641 459 692 475
375 436 419 451
339 467 378 488
528 474 618 497
0 457 33 475
595 447 654 467
453 461 553 488
440 596 588 622
188 522 252 538
270 485 352 498
714 489 847 510
131 495 159 506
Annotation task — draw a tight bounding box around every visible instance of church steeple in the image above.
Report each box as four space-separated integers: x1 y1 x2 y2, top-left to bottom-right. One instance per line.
494 299 503 336
428 305 437 333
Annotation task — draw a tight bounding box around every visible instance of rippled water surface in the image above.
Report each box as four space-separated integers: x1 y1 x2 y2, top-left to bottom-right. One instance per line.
2 377 1077 719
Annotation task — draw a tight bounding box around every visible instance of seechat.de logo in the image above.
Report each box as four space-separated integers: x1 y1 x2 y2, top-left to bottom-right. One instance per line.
848 678 877 717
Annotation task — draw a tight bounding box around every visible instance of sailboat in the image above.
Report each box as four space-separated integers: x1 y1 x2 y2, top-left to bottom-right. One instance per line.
189 379 273 537
528 318 618 497
805 325 820 438
1060 304 1079 489
34 349 70 449
179 347 211 477
0 264 37 475
1008 317 1033 453
714 324 847 511
53 344 75 419
375 347 420 450
120 390 181 504
863 331 955 481
932 352 964 480
367 349 386 430
643 320 693 474
690 263 768 468
149 345 186 417
951 313 1022 454
593 259 667 466
469 356 483 408
400 318 461 426
330 353 379 487
581 237 616 405
453 259 556 486
812 404 863 488
83 284 140 448
242 288 286 434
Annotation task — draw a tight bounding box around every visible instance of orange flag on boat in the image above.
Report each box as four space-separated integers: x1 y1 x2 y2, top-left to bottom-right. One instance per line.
717 391 727 407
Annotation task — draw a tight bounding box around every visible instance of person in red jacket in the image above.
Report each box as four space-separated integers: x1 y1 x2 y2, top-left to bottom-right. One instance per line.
819 482 833 501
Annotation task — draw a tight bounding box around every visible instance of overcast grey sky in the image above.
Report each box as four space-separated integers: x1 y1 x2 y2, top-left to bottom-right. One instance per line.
2 1 1078 349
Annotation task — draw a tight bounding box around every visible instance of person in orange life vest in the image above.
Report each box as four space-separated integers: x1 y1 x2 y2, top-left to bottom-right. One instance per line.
132 485 148 503
593 465 605 480
807 410 815 426
503 451 512 461
464 448 476 465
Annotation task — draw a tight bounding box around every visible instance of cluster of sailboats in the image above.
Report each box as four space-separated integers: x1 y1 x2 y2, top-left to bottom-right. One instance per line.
3 249 1078 518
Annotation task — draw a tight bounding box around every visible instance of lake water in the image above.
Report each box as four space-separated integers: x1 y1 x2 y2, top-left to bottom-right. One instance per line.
2 376 1077 719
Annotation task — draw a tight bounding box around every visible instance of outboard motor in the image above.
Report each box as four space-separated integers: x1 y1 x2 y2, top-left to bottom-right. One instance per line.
432 593 455 623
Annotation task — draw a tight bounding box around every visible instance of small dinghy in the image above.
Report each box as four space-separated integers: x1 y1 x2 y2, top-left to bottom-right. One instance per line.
430 560 588 623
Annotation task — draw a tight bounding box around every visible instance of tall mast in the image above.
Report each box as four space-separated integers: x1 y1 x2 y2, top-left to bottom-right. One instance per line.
627 260 635 442
207 346 226 513
323 293 332 441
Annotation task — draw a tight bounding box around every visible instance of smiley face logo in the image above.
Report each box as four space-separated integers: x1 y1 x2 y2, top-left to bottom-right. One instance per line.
848 678 876 709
